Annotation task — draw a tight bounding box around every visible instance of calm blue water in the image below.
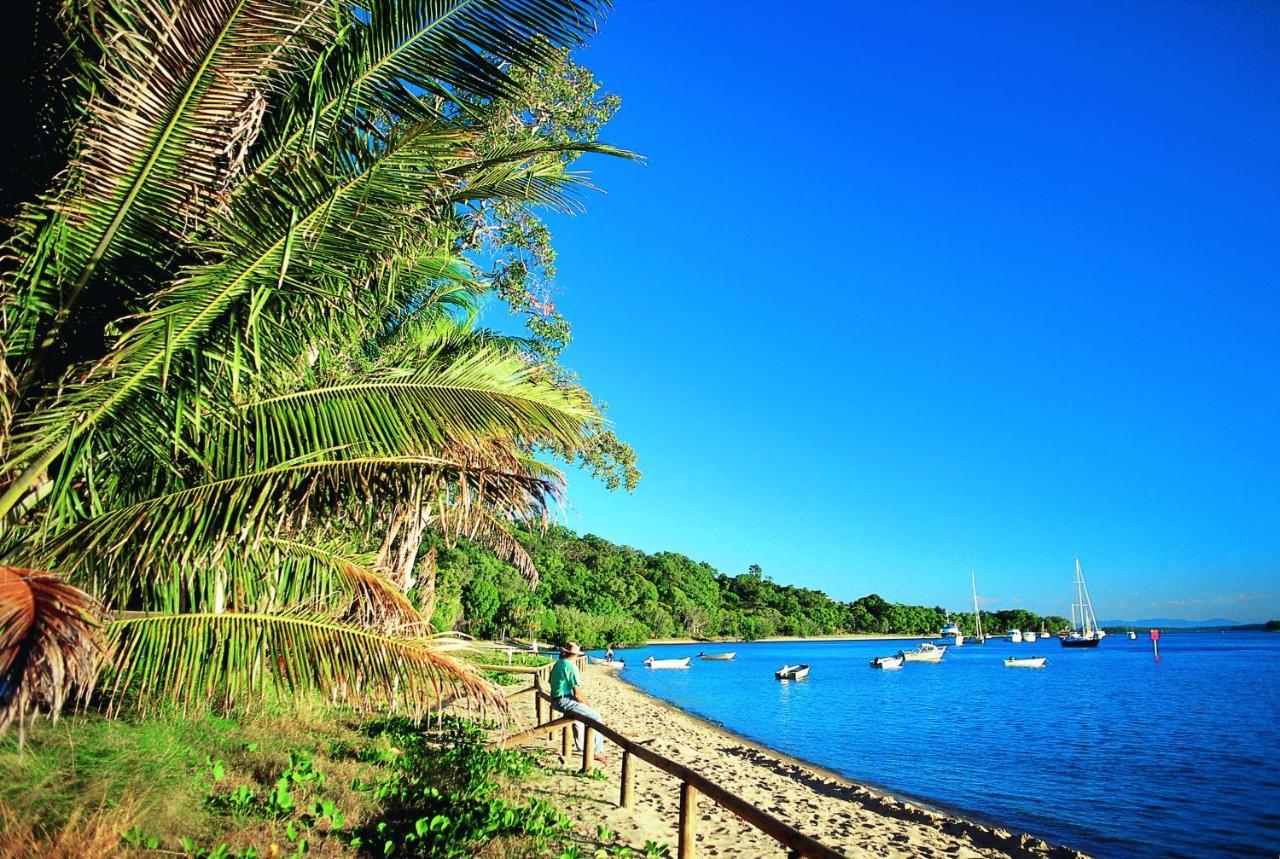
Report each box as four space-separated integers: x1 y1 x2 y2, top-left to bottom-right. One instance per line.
600 632 1280 858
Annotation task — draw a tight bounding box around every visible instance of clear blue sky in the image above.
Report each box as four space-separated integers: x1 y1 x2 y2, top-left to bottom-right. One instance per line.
498 1 1280 622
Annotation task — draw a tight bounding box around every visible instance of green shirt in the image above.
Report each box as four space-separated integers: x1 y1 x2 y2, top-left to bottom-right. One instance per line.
549 657 580 699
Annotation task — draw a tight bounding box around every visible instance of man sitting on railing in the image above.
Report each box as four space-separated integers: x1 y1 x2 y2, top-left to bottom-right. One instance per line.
549 642 607 764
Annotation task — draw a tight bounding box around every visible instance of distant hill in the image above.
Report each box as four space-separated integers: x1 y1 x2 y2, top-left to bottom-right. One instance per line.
1099 617 1245 629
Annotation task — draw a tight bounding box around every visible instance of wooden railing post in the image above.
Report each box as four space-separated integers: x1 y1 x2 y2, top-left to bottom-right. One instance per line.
619 749 634 808
581 724 596 773
533 678 543 726
561 724 571 759
678 780 697 859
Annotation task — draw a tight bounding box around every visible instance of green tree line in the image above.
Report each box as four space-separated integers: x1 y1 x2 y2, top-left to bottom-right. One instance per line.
428 526 1072 648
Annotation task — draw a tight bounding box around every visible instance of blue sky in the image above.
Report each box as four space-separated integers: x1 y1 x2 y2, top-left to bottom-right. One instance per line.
495 1 1280 622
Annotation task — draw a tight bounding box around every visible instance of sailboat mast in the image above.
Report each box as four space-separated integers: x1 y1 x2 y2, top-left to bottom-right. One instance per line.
971 571 983 641
1078 558 1098 636
1075 557 1087 635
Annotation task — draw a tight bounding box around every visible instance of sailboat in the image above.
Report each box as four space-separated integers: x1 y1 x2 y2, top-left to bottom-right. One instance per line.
1060 557 1107 648
970 571 986 644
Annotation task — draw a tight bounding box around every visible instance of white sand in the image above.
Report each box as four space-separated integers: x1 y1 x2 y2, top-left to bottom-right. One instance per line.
503 667 1088 859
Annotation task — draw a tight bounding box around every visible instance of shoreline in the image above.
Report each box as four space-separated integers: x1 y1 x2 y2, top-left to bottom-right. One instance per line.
611 671 1009 833
517 667 1086 858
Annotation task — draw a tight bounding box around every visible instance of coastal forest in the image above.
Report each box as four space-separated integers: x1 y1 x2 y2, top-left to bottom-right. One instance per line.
430 526 1071 648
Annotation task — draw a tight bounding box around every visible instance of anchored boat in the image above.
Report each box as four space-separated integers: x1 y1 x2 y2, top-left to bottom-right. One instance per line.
698 652 736 661
588 656 624 670
774 664 810 680
898 642 946 663
1005 656 1047 668
1061 557 1107 648
869 655 904 670
643 657 691 669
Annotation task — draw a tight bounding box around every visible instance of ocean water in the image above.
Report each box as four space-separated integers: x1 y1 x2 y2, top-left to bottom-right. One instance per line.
599 632 1280 858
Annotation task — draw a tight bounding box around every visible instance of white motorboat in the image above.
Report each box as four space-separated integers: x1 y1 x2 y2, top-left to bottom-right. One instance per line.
1004 656 1047 668
870 655 904 670
698 652 736 661
1061 558 1107 648
774 663 810 680
1007 628 1023 643
1128 630 1137 640
588 656 624 670
643 657 691 669
898 642 947 663
1024 631 1038 643
941 621 961 637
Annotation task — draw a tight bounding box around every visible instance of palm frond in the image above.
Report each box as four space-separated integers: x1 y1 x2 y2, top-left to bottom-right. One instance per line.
0 567 102 745
250 0 612 177
243 346 595 467
3 0 336 376
43 453 559 585
0 131 607 522
103 610 504 717
264 538 424 630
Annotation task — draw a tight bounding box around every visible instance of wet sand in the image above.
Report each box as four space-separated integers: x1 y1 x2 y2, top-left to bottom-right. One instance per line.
506 667 1087 858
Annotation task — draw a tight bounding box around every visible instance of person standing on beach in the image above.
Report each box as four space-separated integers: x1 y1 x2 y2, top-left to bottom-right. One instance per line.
549 643 607 762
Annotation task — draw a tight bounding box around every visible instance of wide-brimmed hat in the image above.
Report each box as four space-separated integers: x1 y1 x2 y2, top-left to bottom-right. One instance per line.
560 642 585 657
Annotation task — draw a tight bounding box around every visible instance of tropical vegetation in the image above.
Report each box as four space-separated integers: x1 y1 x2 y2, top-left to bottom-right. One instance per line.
0 701 651 857
0 0 638 739
429 526 1071 647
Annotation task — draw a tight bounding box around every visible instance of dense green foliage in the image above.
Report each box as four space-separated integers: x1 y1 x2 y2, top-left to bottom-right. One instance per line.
0 0 640 729
1 703 611 857
428 526 1071 648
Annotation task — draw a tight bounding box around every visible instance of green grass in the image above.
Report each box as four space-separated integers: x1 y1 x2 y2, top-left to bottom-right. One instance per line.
0 699 381 853
0 697 623 858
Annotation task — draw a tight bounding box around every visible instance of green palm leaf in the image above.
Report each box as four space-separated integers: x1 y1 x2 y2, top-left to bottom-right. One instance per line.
44 453 559 580
251 0 612 177
0 131 612 522
243 346 594 467
103 610 502 716
263 538 424 629
4 0 336 375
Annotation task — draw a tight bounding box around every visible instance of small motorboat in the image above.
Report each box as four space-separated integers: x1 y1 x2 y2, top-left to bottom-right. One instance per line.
1004 656 1047 668
870 655 904 670
1024 631 1038 643
774 663 810 680
1128 630 1137 640
1007 628 1023 643
898 642 947 663
588 656 624 670
698 652 736 661
643 657 691 669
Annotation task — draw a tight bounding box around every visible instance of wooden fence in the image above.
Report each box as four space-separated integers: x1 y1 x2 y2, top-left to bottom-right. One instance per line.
492 661 845 859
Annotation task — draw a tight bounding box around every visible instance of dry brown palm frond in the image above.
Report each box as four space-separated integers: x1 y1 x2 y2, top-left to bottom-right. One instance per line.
0 567 103 747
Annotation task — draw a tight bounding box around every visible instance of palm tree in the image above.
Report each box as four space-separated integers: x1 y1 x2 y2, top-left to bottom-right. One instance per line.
0 0 626 734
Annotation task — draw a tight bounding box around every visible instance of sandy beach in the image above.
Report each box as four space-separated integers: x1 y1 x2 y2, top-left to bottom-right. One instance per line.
506 667 1087 859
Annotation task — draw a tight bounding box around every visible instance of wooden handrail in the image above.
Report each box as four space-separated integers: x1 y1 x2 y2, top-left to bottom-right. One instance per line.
500 684 845 859
475 663 548 674
493 714 575 748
